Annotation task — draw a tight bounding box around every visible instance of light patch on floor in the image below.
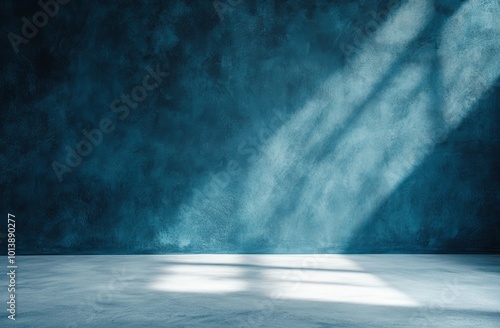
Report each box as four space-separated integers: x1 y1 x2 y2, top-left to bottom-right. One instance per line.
9 254 500 327
148 255 418 307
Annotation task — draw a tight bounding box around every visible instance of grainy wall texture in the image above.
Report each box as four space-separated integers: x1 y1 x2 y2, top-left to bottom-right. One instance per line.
1 0 499 254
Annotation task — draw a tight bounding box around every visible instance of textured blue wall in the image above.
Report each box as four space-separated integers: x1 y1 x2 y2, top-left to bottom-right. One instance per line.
0 0 499 254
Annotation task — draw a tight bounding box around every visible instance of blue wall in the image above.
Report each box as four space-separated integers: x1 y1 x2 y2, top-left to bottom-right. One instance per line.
1 0 499 254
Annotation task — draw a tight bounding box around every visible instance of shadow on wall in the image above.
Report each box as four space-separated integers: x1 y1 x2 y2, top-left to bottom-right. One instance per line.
166 0 500 254
346 85 500 253
0 0 404 254
1 0 499 254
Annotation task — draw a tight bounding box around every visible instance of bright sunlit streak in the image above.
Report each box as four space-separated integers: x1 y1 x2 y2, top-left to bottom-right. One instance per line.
232 0 500 250
165 0 500 253
148 255 418 307
150 264 247 293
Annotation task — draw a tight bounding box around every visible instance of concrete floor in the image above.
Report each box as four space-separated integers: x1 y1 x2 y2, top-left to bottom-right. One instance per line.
6 255 500 327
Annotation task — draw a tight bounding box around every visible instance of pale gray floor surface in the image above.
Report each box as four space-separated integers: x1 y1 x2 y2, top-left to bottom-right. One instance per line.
2 254 499 327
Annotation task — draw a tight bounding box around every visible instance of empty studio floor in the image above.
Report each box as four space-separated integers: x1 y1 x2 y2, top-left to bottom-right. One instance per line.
9 254 500 327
